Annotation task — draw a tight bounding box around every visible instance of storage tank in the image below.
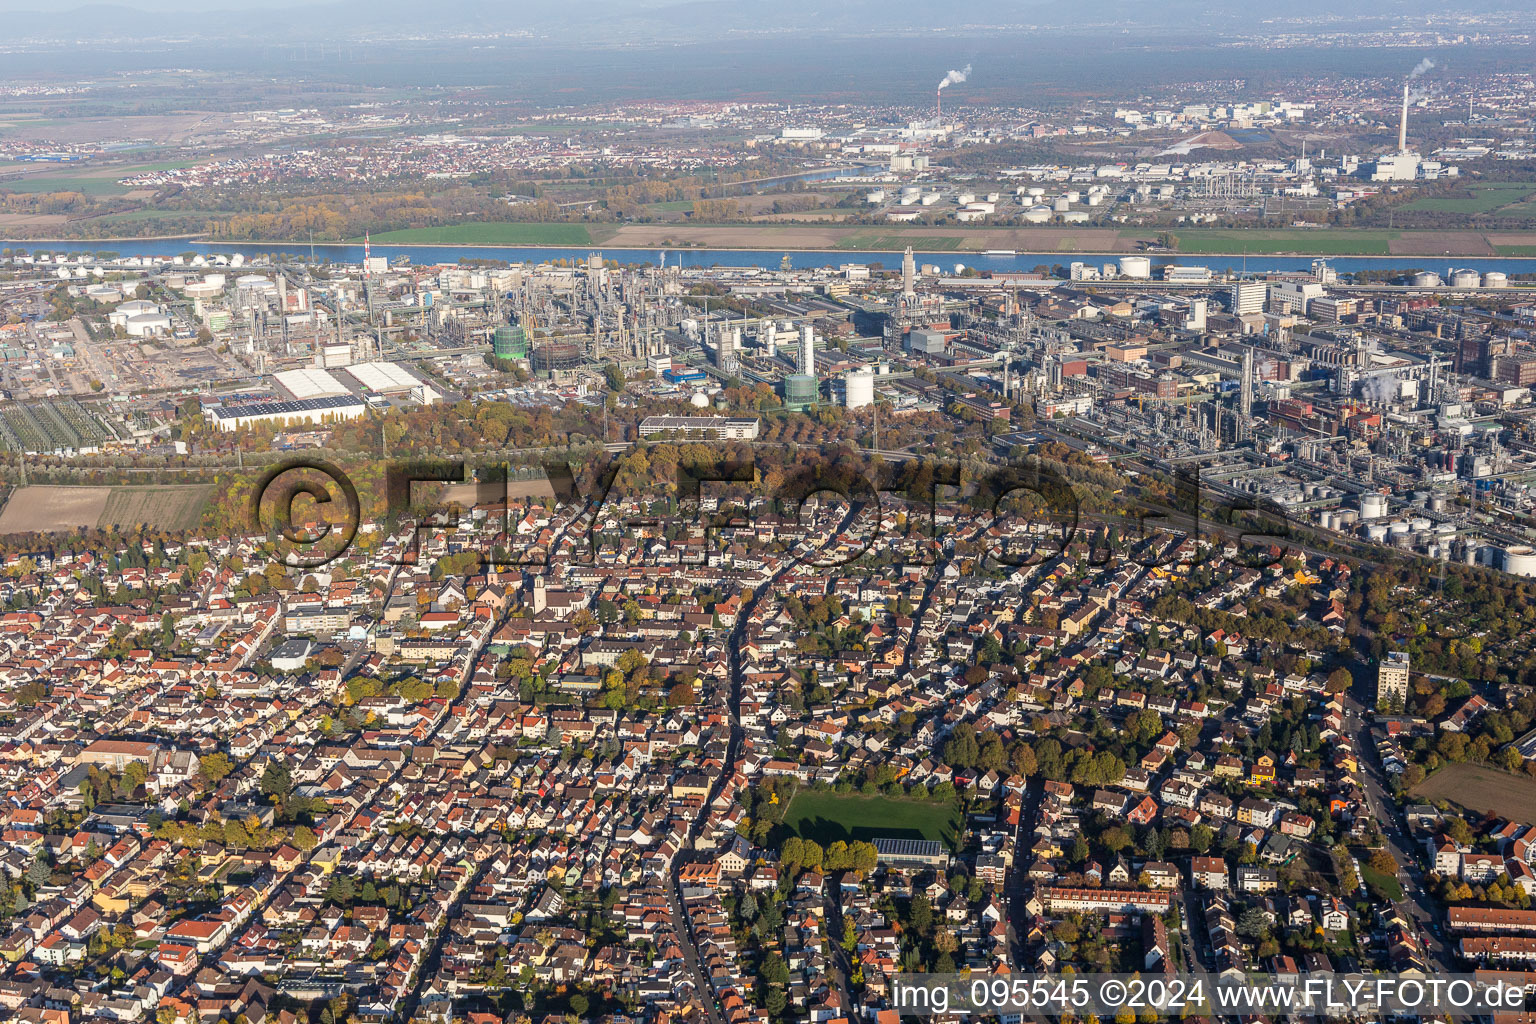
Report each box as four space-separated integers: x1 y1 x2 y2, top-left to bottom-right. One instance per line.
844 369 874 410
1449 269 1481 288
1359 492 1388 520
1412 272 1442 287
1503 546 1536 577
1052 197 1071 212
1484 271 1508 289
1366 524 1390 542
1121 256 1152 279
1410 517 1432 532
783 373 819 412
492 323 530 360
1430 494 1447 513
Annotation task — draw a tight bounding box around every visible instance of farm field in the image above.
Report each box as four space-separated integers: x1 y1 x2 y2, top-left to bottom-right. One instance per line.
0 483 211 534
1411 761 1536 822
836 233 968 251
780 790 963 851
99 484 212 531
1405 182 1536 214
1171 229 1400 255
364 223 604 245
0 174 131 196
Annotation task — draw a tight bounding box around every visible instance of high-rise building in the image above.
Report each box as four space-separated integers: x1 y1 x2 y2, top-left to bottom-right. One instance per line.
1377 650 1409 707
901 246 916 300
1230 281 1266 316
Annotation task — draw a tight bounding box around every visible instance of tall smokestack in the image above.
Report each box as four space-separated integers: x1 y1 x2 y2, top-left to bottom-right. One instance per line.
801 325 815 377
1399 83 1410 154
936 89 941 123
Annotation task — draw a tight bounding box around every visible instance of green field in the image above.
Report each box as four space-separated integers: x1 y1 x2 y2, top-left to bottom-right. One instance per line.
1405 182 1536 214
0 175 130 196
1173 229 1400 255
364 223 604 245
1360 863 1405 902
781 791 963 851
1493 246 1536 257
837 233 967 251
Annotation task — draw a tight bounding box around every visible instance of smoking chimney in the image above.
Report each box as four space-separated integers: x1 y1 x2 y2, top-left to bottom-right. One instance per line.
1399 83 1410 154
936 89 941 123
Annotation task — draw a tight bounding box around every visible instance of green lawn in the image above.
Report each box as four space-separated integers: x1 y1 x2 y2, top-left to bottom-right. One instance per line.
1360 864 1405 902
364 223 600 245
1172 229 1399 255
1493 245 1536 257
780 791 963 851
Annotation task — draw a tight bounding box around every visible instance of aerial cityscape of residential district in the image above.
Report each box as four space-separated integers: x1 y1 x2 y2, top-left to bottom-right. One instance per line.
4 2 1536 1023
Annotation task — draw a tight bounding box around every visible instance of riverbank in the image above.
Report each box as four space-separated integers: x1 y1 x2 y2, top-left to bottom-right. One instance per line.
7 237 1536 277
13 222 1536 260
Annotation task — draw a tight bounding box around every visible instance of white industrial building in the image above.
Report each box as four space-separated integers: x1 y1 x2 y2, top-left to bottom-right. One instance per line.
637 416 761 440
210 395 366 432
342 360 424 395
274 367 351 400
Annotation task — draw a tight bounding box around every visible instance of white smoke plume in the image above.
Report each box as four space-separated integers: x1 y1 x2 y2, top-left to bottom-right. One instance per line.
1408 58 1435 80
1361 375 1396 403
938 64 972 91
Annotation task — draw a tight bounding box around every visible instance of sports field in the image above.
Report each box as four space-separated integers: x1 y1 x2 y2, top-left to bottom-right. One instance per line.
1412 761 1536 823
364 223 605 245
781 791 962 851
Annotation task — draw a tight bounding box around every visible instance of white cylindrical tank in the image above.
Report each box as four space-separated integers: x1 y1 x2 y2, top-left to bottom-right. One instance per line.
1024 206 1052 224
1387 521 1411 538
1410 517 1432 532
1503 546 1536 577
1121 256 1152 279
1449 269 1481 288
1052 197 1070 212
844 369 874 410
1360 493 1388 520
1366 524 1390 542
1484 272 1508 289
1412 272 1442 287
